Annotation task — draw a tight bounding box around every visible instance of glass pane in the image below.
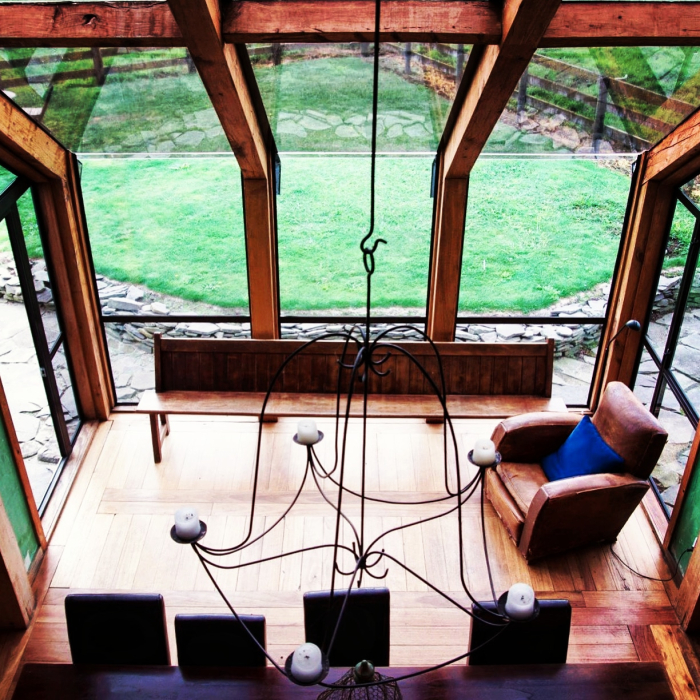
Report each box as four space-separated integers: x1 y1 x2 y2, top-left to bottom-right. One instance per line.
0 163 16 192
277 155 432 314
106 320 252 403
1 45 250 319
670 275 700 415
51 342 80 442
634 346 660 409
252 43 470 154
16 189 61 346
81 156 248 317
653 384 694 513
459 157 631 314
489 47 700 154
1 47 227 153
0 219 62 504
647 200 696 354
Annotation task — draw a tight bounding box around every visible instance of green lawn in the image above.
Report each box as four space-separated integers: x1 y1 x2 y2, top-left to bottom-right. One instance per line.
67 156 643 314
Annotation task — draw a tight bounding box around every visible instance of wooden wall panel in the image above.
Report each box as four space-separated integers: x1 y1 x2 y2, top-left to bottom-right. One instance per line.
157 338 554 396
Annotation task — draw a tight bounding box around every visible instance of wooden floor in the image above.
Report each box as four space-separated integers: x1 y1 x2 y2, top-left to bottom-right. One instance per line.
6 413 699 692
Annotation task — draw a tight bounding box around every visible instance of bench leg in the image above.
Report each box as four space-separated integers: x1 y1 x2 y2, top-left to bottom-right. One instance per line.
149 413 170 463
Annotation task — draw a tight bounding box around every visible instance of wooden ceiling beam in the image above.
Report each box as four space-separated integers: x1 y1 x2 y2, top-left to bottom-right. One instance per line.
426 0 561 342
645 109 700 186
0 2 183 48
167 0 268 179
442 0 562 179
223 0 501 43
2 1 700 47
542 2 700 47
223 0 700 45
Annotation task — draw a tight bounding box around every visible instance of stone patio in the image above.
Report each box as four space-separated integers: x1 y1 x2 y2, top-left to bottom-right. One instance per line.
1 248 698 511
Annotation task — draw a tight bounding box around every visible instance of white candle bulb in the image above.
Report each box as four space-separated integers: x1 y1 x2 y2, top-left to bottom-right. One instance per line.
290 642 324 683
505 582 536 620
174 506 201 540
472 438 496 466
296 419 319 446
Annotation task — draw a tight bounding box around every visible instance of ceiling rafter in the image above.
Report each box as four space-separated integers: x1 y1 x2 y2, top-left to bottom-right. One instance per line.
1 1 700 46
166 0 268 179
441 0 562 179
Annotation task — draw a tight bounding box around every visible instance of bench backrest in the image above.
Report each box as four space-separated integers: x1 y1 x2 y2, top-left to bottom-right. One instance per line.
154 337 554 397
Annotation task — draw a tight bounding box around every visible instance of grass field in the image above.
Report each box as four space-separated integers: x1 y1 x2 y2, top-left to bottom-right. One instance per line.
62 155 642 314
1 47 697 314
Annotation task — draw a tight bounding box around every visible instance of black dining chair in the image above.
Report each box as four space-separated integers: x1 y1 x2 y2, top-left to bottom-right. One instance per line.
303 587 390 667
64 593 170 665
468 599 572 665
175 613 267 667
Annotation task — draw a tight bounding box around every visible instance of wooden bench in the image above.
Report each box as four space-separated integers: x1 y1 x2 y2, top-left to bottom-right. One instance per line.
136 335 565 462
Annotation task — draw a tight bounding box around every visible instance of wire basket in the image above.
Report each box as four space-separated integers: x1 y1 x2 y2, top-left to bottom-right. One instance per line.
317 661 402 700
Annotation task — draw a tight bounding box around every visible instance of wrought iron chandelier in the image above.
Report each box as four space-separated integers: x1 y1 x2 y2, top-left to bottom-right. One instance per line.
170 0 535 692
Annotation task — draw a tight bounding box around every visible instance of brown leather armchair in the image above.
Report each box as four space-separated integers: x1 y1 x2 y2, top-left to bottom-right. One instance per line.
484 381 668 561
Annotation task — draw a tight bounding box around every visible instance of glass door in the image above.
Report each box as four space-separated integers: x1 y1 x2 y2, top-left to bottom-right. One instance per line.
0 172 81 512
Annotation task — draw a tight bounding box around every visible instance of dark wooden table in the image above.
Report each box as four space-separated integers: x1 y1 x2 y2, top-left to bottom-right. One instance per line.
12 662 674 699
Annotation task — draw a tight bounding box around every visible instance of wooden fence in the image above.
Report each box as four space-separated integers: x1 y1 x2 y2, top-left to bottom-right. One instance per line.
1 44 692 149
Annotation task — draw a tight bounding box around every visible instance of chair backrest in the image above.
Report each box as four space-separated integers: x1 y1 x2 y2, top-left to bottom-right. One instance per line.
175 614 266 667
592 381 668 479
65 593 170 665
468 599 571 665
303 587 390 667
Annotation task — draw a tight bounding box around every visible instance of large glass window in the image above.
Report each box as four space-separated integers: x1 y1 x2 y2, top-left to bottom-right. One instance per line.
0 178 81 510
636 186 700 516
1 46 250 403
253 43 468 320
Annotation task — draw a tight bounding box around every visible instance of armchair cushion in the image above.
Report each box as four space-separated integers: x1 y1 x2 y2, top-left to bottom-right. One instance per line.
496 462 548 516
541 415 624 482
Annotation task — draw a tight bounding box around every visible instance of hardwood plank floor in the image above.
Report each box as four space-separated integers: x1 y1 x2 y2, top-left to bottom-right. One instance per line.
8 413 690 689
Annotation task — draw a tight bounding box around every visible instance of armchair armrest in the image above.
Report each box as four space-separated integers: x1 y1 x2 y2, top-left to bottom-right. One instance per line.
491 412 582 463
519 472 649 561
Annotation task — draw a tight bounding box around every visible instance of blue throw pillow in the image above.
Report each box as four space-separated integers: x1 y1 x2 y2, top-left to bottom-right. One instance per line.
541 415 625 482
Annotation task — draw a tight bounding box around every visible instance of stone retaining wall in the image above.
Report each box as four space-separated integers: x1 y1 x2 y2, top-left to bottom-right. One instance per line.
0 253 691 358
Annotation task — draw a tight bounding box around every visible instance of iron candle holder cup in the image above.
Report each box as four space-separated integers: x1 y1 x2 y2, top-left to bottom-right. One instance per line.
467 450 502 469
170 520 208 544
293 430 325 446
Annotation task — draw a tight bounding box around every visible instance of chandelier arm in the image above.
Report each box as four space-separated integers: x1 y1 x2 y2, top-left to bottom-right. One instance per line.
330 350 365 598
197 451 312 556
370 342 461 496
308 446 482 506
309 453 361 548
370 325 448 399
193 546 288 674
193 542 357 571
324 565 362 660
481 463 499 605
362 470 482 557
329 335 358 476
317 624 511 691
376 551 508 626
216 330 361 554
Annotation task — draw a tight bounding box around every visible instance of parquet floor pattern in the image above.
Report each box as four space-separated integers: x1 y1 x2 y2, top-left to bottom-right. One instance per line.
19 414 683 670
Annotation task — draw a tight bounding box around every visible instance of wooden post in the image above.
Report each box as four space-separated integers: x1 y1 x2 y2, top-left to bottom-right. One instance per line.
456 43 465 80
517 66 529 124
426 153 468 342
166 0 280 338
593 75 608 153
427 0 562 341
404 42 412 75
360 42 371 57
90 47 105 86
